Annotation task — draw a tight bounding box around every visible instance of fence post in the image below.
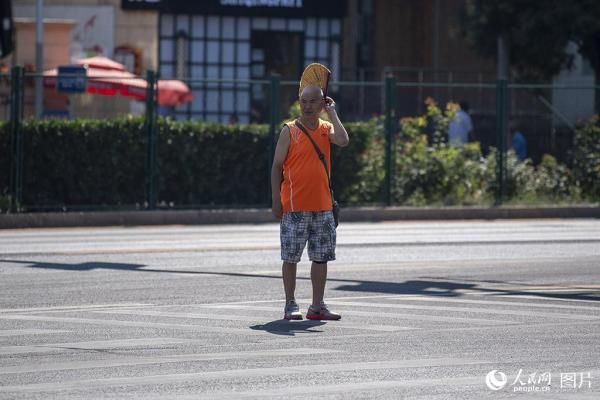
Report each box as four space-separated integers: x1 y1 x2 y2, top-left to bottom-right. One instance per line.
144 70 158 210
384 75 397 206
495 79 508 205
267 74 280 204
9 66 24 213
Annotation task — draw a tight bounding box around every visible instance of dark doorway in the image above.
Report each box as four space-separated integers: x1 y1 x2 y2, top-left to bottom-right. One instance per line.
250 31 304 122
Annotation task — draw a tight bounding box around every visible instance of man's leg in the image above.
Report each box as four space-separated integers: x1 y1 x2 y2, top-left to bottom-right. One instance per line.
305 212 340 320
310 261 327 307
282 261 302 320
282 262 297 302
307 261 340 320
280 212 308 320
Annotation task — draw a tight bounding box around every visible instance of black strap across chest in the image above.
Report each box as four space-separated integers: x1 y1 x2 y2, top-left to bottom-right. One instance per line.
294 120 334 204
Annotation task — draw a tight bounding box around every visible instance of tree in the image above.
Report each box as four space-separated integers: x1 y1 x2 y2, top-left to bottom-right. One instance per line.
460 0 600 83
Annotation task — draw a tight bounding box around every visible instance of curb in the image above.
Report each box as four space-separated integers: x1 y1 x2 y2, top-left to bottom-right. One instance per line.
1 206 599 229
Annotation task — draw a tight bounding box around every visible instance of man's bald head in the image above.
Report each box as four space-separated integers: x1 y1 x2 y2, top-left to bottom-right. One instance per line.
299 85 323 100
299 85 325 119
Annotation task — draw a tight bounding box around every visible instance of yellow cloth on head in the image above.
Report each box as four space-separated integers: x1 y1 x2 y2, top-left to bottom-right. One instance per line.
298 63 331 96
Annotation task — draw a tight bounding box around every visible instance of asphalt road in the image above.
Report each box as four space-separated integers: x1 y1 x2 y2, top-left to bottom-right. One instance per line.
0 220 599 399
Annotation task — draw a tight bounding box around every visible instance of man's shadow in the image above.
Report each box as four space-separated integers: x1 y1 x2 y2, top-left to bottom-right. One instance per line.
250 320 326 336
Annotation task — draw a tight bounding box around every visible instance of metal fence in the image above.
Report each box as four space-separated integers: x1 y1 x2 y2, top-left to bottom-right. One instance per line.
2 65 598 212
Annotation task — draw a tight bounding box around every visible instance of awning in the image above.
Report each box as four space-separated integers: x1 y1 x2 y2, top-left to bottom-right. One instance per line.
44 56 193 107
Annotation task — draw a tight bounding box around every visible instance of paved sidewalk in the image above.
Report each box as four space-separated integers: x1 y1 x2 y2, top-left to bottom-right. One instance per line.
1 205 599 229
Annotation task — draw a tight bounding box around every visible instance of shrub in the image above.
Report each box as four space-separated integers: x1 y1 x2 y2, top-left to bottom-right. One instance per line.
0 117 375 210
394 99 490 205
157 119 270 206
331 120 379 204
0 121 10 211
0 110 596 212
343 120 386 204
20 118 147 208
573 116 600 201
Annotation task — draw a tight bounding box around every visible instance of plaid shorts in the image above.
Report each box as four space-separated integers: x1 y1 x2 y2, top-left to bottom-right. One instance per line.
280 211 337 263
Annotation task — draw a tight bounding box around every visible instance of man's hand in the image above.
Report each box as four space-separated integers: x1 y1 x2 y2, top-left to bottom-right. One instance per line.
325 96 349 147
324 96 336 117
272 199 283 220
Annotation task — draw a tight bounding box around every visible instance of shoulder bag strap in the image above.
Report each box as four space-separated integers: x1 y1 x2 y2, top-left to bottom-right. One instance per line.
294 120 335 204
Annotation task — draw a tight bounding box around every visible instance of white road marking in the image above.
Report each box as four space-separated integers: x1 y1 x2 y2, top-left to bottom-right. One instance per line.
0 315 267 336
0 303 153 314
0 329 70 337
323 300 600 321
93 309 415 332
196 304 511 325
385 295 600 311
0 358 493 394
0 348 341 375
167 371 600 399
495 294 600 304
0 338 194 356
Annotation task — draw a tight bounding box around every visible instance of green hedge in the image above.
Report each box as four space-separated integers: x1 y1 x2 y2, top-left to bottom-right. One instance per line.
0 118 375 210
390 100 598 206
0 122 9 210
0 110 597 212
4 118 147 208
156 119 270 206
573 116 600 200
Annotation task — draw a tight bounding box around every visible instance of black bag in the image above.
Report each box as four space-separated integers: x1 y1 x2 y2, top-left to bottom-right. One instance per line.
332 200 340 227
295 120 339 227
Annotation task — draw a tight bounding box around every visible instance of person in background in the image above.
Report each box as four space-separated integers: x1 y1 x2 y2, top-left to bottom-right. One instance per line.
510 119 527 161
228 113 239 125
448 101 474 146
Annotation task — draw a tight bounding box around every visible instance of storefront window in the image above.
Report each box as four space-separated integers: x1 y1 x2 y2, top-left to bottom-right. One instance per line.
159 13 341 123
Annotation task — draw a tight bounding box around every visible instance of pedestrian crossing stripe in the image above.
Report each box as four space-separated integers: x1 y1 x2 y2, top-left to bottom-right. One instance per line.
0 348 341 375
0 358 495 394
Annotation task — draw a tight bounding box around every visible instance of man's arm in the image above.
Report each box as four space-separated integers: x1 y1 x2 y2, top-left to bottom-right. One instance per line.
325 97 349 147
271 126 291 219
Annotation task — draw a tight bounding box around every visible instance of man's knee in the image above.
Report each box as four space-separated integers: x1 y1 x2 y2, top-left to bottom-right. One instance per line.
312 260 327 265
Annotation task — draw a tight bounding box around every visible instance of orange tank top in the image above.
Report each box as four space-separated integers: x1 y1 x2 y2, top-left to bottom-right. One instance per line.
280 119 333 213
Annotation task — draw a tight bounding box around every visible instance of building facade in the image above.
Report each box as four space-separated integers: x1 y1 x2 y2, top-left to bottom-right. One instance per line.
122 0 347 123
10 0 593 134
14 0 157 71
11 0 499 122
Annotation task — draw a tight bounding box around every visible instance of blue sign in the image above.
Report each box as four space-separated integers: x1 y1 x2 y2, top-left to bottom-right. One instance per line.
57 65 87 93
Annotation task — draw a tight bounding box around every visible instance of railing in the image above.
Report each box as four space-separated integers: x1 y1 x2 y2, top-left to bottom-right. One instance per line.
2 65 598 212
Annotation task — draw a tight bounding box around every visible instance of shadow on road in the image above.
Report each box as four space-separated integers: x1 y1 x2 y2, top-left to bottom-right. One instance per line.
416 276 600 302
249 320 326 336
3 259 599 302
0 259 276 277
334 280 477 297
1 259 146 271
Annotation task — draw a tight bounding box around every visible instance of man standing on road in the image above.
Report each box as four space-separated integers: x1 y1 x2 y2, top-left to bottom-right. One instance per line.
271 85 349 321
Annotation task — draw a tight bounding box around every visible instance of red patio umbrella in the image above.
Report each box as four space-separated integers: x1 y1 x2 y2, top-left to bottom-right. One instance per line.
44 56 192 107
157 80 194 107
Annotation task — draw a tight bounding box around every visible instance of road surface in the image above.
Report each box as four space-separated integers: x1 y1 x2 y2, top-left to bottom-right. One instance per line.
1 219 599 399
